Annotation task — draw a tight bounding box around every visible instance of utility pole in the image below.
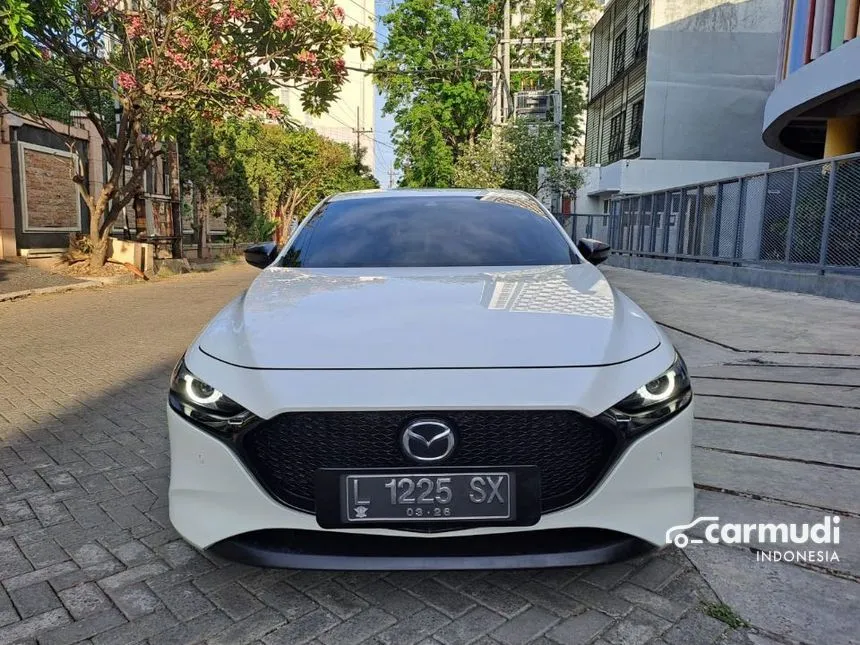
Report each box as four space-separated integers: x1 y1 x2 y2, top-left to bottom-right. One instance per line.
491 0 566 213
553 0 564 216
354 107 373 170
502 0 511 123
388 168 396 189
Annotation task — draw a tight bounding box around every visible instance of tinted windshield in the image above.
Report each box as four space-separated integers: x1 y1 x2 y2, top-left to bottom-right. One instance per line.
280 194 579 268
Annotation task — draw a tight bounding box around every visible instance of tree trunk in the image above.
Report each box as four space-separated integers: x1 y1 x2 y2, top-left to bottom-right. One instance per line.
89 233 110 269
273 205 282 246
87 188 113 268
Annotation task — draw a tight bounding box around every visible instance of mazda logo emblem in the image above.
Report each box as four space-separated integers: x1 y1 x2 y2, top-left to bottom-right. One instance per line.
401 419 456 463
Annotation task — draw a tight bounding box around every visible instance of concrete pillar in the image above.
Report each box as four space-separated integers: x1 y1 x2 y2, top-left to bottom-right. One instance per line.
0 87 17 259
823 115 860 157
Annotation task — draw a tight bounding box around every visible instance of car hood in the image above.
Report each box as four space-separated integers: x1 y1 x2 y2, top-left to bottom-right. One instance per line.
197 265 661 369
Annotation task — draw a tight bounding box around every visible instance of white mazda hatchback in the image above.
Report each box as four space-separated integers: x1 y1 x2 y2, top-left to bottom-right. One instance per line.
167 189 694 569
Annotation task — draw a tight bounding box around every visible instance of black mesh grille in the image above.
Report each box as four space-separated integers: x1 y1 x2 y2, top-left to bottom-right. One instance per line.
239 410 620 515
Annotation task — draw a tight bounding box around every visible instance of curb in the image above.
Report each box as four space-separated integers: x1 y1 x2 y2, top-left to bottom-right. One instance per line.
0 260 242 303
186 260 241 272
0 280 103 303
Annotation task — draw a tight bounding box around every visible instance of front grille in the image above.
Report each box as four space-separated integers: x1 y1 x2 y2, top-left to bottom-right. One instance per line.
239 410 621 515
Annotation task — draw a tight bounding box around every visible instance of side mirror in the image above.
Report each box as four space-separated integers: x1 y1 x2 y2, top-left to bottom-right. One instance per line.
244 242 278 269
577 238 611 265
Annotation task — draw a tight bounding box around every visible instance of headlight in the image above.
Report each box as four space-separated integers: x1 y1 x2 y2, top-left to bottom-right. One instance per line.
600 354 692 438
168 359 257 434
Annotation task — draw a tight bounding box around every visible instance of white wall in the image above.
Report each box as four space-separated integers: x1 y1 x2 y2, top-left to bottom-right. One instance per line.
275 0 376 171
584 158 771 196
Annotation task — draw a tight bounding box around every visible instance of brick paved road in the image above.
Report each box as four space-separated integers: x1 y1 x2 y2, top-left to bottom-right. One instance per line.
0 265 751 645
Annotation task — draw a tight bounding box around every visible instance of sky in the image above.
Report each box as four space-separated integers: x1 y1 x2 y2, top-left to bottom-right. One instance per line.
369 0 398 188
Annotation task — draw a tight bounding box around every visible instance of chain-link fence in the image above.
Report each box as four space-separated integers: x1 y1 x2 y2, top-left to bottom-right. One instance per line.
604 152 860 274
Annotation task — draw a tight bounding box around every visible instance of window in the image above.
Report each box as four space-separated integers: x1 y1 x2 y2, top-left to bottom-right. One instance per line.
281 195 579 268
612 30 627 78
636 3 649 37
608 111 625 162
634 3 649 58
629 100 644 150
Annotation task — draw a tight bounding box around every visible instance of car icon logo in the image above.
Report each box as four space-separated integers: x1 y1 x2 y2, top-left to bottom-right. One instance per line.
665 516 720 548
401 419 456 463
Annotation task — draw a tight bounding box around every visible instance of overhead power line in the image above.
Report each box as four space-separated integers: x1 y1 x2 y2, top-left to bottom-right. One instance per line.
345 63 493 77
325 110 397 151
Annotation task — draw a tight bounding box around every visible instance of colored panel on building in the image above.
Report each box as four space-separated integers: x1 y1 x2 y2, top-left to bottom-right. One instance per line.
805 0 817 62
821 0 835 53
811 0 825 57
847 0 859 40
833 0 848 48
782 0 796 78
789 0 812 72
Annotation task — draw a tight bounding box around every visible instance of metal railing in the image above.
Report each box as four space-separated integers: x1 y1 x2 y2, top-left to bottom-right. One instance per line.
603 152 860 275
556 213 615 243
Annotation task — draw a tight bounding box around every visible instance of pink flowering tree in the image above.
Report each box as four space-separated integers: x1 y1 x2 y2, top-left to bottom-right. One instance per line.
2 0 372 267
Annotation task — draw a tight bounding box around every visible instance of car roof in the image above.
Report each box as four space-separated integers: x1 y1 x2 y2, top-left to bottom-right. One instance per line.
327 188 538 202
326 188 549 215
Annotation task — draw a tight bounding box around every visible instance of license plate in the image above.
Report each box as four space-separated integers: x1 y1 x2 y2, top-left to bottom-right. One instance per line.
315 466 541 528
344 472 512 522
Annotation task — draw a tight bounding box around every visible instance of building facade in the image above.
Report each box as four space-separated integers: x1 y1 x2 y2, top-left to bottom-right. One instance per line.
585 0 791 169
763 1 860 158
275 0 376 172
0 92 175 261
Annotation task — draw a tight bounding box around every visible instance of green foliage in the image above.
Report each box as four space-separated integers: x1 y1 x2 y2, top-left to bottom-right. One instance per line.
453 135 507 188
244 214 279 244
375 0 494 187
0 0 373 265
702 602 749 629
502 122 557 195
0 0 66 65
375 0 597 188
180 119 377 243
509 0 598 153
452 123 582 198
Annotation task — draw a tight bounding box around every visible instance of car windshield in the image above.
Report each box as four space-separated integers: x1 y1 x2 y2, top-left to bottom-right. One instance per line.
279 193 579 268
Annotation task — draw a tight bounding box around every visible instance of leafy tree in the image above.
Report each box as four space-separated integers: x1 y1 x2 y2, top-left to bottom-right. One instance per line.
375 0 596 188
350 143 380 188
452 134 507 188
178 118 258 258
502 122 555 195
0 0 65 65
452 122 582 198
227 124 377 243
1 0 373 267
374 0 494 187
509 0 598 153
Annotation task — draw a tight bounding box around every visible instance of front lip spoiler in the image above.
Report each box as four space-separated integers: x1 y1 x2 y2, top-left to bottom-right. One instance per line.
207 528 656 571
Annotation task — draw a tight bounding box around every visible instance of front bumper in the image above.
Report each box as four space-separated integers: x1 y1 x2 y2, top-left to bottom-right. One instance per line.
167 404 693 569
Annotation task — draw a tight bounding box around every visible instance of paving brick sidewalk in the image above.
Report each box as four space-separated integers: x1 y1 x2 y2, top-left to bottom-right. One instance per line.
0 265 752 645
0 261 84 296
